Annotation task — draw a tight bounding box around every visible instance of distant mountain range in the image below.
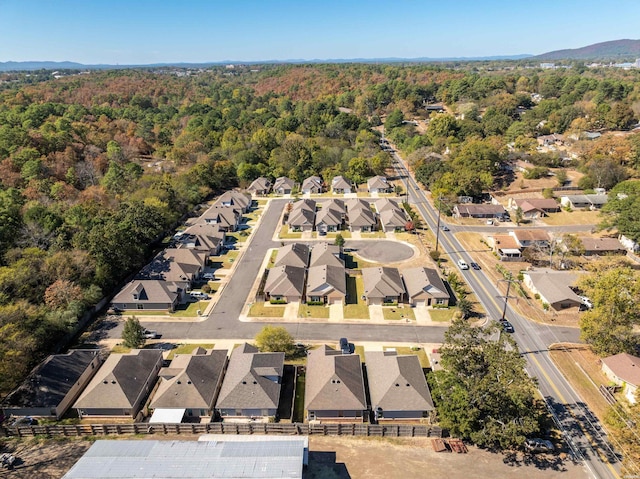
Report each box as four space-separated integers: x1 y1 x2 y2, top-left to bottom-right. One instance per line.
534 39 640 61
1 39 639 72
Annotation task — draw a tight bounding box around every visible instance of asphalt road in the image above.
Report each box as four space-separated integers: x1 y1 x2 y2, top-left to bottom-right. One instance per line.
391 151 619 479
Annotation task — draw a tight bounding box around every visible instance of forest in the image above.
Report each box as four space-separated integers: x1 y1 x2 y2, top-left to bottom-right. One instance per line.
1 62 640 393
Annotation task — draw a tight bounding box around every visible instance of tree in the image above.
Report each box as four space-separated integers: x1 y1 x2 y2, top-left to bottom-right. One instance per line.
122 316 146 349
555 169 568 187
428 319 543 449
334 233 345 248
456 296 474 319
385 109 404 130
577 267 640 356
254 326 295 357
405 221 415 234
513 207 524 226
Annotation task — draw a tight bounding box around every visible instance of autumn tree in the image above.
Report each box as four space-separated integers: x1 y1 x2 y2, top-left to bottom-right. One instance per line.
44 279 83 309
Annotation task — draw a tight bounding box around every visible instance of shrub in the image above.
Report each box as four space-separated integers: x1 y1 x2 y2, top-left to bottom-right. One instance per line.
270 299 287 304
201 284 211 293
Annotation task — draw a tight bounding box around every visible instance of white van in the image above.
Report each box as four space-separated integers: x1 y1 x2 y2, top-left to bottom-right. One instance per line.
457 259 469 270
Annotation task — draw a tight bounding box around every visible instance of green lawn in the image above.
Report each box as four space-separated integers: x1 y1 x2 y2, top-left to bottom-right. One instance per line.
220 250 239 268
226 231 249 243
169 300 208 317
267 249 278 268
344 253 378 270
167 343 216 359
360 231 386 239
299 304 331 319
249 302 285 317
354 345 366 363
278 229 302 239
325 230 351 239
292 370 306 423
384 346 430 368
111 344 132 354
343 275 370 319
383 306 416 321
429 308 456 322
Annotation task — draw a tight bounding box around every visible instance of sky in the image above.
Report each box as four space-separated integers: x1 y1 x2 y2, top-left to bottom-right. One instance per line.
1 0 640 64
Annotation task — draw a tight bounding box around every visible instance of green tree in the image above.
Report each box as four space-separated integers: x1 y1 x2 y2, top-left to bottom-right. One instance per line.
428 319 543 449
577 267 640 356
385 109 404 130
254 326 295 357
122 316 146 349
334 233 345 248
513 206 524 226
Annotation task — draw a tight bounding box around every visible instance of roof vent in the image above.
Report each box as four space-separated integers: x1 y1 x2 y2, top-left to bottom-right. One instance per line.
177 381 181 384
242 381 247 385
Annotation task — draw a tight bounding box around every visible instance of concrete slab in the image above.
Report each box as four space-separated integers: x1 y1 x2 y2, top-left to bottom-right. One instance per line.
414 307 431 325
329 303 344 322
384 231 396 240
370 192 379 198
350 231 362 240
284 301 300 320
301 231 313 240
369 305 385 323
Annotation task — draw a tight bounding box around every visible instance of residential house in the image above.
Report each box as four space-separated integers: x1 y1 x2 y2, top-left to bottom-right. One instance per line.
309 242 343 268
74 350 163 419
486 234 523 260
452 204 508 219
367 176 392 194
138 248 207 285
247 177 272 196
508 198 560 219
150 349 228 420
273 176 296 195
2 350 101 420
331 175 353 194
178 223 226 257
619 234 640 253
365 351 434 420
305 346 367 421
264 265 306 303
509 229 551 249
362 267 405 305
306 264 347 305
375 199 409 232
214 191 252 213
287 199 316 232
402 267 450 307
560 194 608 210
274 243 311 268
536 133 564 147
601 353 640 404
580 237 626 256
346 199 377 232
315 199 345 234
215 343 284 419
301 175 323 194
523 269 583 310
111 279 186 312
201 205 242 232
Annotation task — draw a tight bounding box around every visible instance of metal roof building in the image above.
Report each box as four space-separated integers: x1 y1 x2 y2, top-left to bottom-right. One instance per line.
62 437 307 479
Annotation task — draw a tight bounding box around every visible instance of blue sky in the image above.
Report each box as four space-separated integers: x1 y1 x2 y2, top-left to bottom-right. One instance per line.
1 0 639 63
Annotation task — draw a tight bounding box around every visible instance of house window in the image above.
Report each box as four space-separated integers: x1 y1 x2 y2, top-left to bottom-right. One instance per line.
436 299 446 305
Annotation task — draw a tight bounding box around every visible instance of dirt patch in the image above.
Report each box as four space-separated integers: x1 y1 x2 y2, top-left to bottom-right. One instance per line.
306 436 587 479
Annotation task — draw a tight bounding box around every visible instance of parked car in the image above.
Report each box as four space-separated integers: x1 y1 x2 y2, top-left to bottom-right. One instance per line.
501 320 515 333
143 329 159 339
457 259 469 270
470 262 481 270
339 337 351 355
190 292 210 300
202 273 215 280
524 438 554 453
486 219 495 225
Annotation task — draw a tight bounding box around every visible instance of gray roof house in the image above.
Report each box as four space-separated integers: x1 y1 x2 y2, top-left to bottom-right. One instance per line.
305 346 367 421
274 243 311 268
365 351 434 420
215 343 284 419
508 198 560 218
362 267 405 305
453 204 508 219
523 269 583 310
306 264 347 305
347 199 377 232
201 205 242 232
309 242 343 268
402 267 450 307
287 199 316 232
273 176 296 195
315 199 345 234
375 199 409 232
367 175 392 194
178 223 226 256
111 279 186 312
74 350 163 419
214 190 252 213
264 265 306 303
331 175 353 194
560 194 608 210
301 175 323 194
2 350 101 420
138 248 207 285
580 237 626 256
150 349 228 420
247 177 272 196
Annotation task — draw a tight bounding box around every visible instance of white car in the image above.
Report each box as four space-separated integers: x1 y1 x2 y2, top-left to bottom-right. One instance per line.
143 329 158 339
190 292 210 300
202 273 215 280
457 259 469 270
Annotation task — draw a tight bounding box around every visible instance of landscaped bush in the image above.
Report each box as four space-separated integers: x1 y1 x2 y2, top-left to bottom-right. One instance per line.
306 301 324 306
270 299 287 304
201 284 211 293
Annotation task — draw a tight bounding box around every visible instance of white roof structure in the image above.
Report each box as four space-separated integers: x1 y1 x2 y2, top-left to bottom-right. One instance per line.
149 408 185 424
63 437 307 479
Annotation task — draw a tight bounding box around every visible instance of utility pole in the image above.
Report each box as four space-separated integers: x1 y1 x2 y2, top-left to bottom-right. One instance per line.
497 278 518 321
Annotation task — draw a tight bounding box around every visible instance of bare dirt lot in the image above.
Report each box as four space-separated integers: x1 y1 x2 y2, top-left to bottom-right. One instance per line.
0 435 587 479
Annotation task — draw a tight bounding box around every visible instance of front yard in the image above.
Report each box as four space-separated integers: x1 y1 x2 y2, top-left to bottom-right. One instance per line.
382 306 416 321
428 308 456 322
298 303 331 319
248 302 285 318
343 275 370 319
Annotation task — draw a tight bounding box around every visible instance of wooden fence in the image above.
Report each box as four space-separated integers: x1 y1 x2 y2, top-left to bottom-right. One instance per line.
3 422 442 439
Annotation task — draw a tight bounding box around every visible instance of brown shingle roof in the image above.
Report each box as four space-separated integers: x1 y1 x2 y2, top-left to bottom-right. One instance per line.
602 353 640 387
274 243 310 268
402 267 449 301
362 267 405 300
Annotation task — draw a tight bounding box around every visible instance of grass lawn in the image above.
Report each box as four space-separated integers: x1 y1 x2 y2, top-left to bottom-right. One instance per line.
353 345 366 363
249 302 285 318
121 310 168 317
428 308 456 322
278 229 303 239
111 344 132 354
225 231 248 243
169 300 207 317
206 281 220 293
220 250 239 268
245 211 261 222
299 304 331 319
292 370 306 423
360 231 386 239
343 275 370 319
256 199 268 206
541 209 601 226
167 343 216 359
267 249 278 268
384 346 430 368
325 230 351 239
383 306 416 321
344 253 378 270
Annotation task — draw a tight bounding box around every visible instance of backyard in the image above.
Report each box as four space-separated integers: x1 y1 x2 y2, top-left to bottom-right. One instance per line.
343 275 370 319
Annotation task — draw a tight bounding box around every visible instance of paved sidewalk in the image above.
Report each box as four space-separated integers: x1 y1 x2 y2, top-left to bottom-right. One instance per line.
369 305 385 323
329 303 344 322
350 231 362 240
